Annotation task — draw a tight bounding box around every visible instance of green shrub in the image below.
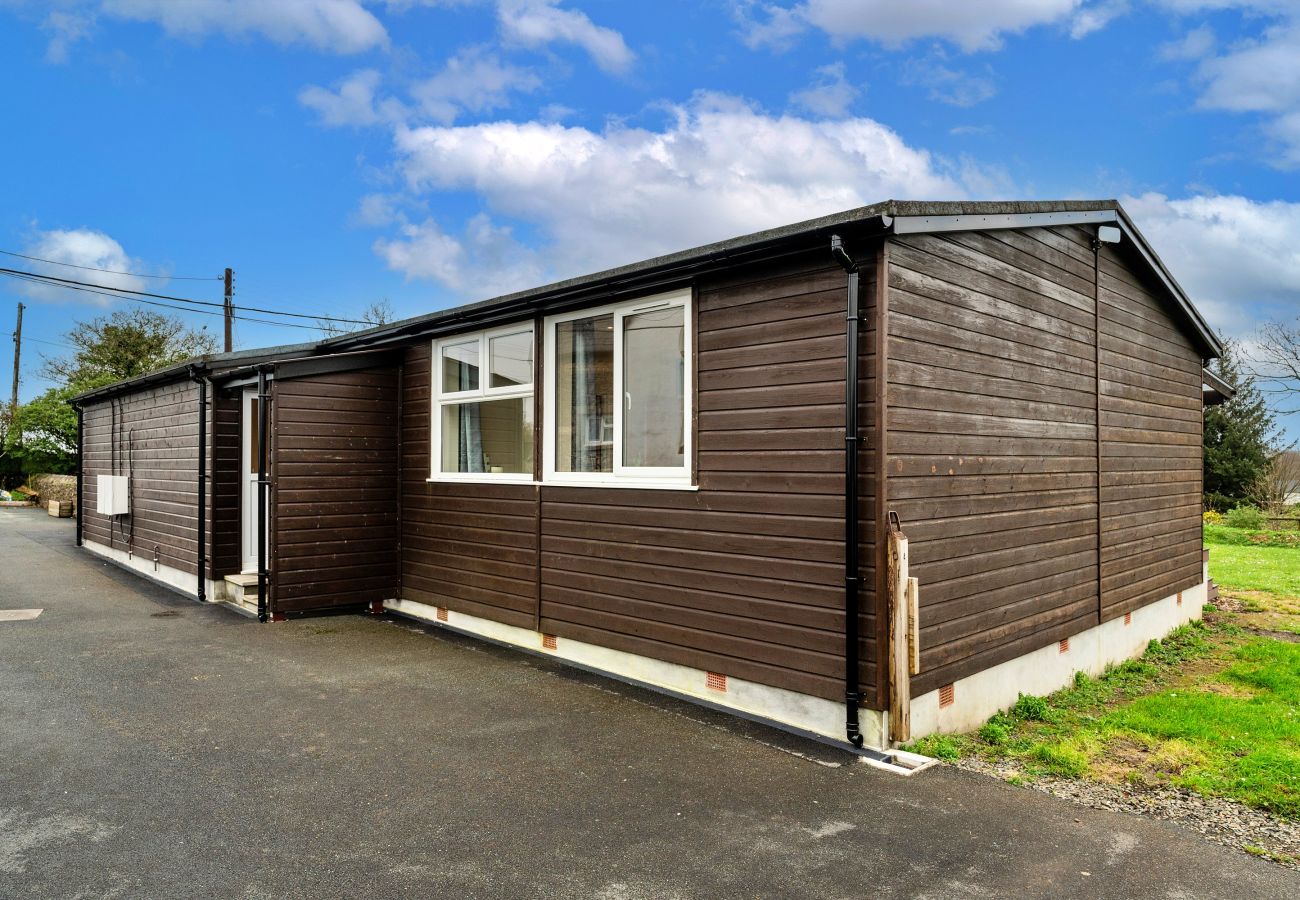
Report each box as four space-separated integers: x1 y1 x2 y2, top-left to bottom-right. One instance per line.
979 719 1013 746
1225 506 1265 530
1012 693 1050 721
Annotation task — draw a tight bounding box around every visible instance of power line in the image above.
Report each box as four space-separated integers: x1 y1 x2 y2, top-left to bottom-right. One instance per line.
25 336 77 351
0 271 321 331
0 248 221 281
0 266 370 325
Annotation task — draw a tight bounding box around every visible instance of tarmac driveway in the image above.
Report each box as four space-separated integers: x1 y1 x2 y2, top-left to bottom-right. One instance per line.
1 508 1295 899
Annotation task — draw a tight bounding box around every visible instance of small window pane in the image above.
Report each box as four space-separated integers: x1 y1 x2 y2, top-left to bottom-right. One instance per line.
555 314 614 473
623 306 685 469
440 398 534 474
441 340 479 392
489 330 533 389
246 398 260 474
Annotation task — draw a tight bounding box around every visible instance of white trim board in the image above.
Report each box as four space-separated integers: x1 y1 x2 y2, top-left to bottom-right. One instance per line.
82 538 227 604
384 597 888 749
910 577 1208 738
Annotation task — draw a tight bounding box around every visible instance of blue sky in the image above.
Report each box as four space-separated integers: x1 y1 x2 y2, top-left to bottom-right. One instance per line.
3 0 1300 434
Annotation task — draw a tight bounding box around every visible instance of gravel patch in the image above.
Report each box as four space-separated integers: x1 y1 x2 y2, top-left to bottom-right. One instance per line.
952 757 1299 870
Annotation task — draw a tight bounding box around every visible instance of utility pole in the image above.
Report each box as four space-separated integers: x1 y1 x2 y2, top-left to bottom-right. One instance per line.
223 267 233 352
10 301 23 420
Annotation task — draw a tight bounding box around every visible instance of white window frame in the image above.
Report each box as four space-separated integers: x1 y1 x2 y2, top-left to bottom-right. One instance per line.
430 322 535 483
543 288 693 489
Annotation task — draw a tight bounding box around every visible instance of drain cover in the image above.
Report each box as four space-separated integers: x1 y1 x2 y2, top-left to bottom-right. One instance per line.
150 610 181 618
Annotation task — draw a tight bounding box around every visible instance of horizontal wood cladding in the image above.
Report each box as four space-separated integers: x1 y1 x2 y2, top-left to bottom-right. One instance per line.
209 391 240 579
886 227 1102 695
398 248 879 705
886 224 1207 695
1097 242 1203 620
81 379 201 576
401 342 540 631
272 367 400 613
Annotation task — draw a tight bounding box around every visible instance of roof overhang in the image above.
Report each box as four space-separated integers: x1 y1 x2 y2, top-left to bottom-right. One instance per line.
1202 366 1236 407
887 205 1222 359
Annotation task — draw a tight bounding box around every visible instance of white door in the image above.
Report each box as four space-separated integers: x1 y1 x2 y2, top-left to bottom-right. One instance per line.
241 388 263 573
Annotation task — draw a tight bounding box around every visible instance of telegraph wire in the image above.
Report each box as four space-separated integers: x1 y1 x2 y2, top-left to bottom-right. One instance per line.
0 248 221 281
0 271 321 331
0 266 370 326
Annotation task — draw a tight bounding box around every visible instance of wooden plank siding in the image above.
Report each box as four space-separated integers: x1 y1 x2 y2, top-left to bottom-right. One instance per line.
208 390 241 579
271 367 401 613
81 379 202 575
884 224 1205 695
400 342 541 631
1097 239 1204 620
885 227 1102 696
398 247 881 706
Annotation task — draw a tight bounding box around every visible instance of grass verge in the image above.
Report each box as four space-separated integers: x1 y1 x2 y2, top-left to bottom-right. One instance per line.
907 600 1300 820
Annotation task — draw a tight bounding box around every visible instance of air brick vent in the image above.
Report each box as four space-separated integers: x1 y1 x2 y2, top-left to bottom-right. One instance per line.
706 671 727 692
1177 591 1183 607
436 607 448 622
1059 638 1069 654
542 634 558 651
938 683 955 708
1124 612 1132 626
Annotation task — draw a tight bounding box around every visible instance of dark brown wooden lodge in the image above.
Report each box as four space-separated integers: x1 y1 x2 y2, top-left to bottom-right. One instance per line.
71 200 1224 752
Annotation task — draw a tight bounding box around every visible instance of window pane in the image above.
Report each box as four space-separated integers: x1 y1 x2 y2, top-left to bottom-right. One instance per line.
440 398 534 474
441 340 479 392
623 306 685 469
489 330 533 389
246 398 260 474
555 314 614 473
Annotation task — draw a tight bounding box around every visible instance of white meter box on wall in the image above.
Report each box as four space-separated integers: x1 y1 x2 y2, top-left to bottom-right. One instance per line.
96 475 129 515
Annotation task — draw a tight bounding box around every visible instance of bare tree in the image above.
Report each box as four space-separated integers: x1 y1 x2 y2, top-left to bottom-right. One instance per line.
317 299 396 337
1248 451 1300 515
1254 319 1300 414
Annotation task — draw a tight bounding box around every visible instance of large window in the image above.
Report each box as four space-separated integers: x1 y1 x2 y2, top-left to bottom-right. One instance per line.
544 289 691 486
432 325 534 480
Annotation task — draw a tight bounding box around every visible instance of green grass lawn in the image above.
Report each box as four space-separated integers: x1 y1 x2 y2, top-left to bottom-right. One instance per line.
908 537 1300 826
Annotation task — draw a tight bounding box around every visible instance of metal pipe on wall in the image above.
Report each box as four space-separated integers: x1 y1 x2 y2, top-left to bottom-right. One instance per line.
831 234 865 749
190 368 208 604
75 404 83 546
256 367 269 623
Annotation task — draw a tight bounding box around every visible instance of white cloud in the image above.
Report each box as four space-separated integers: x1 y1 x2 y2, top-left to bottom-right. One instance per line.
742 0 1086 53
899 52 997 107
1069 0 1127 38
14 228 149 305
300 69 402 127
373 213 544 296
1159 23 1216 61
788 62 859 117
1171 10 1300 165
42 10 95 63
497 0 633 73
1123 192 1300 340
380 92 967 289
99 0 388 53
411 47 541 123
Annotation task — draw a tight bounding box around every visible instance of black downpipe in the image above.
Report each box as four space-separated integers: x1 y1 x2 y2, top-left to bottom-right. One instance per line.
831 234 865 749
75 405 83 546
256 369 269 623
190 368 208 603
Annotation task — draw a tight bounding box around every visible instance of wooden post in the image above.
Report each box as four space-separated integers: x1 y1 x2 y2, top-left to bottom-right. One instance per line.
907 576 920 676
888 526 911 743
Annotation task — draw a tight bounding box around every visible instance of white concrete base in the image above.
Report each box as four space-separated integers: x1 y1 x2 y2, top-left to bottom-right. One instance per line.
82 538 225 604
910 575 1208 738
384 597 889 749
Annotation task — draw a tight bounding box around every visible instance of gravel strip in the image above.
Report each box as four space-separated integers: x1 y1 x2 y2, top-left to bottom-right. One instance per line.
950 757 1299 869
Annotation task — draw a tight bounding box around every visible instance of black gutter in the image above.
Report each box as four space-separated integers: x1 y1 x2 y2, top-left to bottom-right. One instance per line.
831 234 865 749
189 366 208 603
256 367 269 623
75 405 83 547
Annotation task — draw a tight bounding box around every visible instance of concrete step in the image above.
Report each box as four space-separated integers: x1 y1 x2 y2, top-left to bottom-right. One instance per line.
223 574 261 611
